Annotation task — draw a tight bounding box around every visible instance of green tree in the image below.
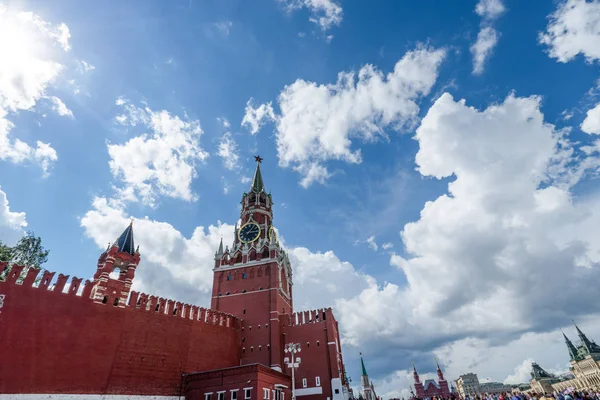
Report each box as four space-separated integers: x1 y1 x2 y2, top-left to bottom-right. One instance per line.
0 241 12 262
10 231 49 269
0 231 49 281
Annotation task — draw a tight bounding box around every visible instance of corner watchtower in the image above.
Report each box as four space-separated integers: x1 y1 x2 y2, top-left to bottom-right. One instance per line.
91 222 140 307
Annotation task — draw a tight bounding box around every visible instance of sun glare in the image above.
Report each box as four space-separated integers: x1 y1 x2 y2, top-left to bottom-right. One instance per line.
0 5 66 111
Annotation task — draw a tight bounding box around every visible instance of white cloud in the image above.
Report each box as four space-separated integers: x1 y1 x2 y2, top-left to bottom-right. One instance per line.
0 186 27 246
241 99 276 135
108 99 209 206
471 27 499 75
504 359 533 385
45 96 73 118
332 92 600 378
475 0 505 20
540 0 600 63
76 60 95 73
282 247 374 311
471 0 505 75
217 132 239 170
218 117 231 129
213 21 232 36
0 5 70 175
244 46 446 187
366 236 378 251
0 109 58 177
382 242 393 250
582 103 600 134
280 0 343 32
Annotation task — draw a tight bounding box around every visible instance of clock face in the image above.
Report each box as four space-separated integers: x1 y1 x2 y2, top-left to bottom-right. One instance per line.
239 222 261 243
269 226 277 242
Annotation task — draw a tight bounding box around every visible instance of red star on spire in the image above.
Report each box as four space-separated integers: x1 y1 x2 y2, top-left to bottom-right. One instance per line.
254 155 263 163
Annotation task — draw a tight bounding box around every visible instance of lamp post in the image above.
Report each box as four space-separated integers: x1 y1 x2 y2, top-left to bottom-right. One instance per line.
284 343 302 400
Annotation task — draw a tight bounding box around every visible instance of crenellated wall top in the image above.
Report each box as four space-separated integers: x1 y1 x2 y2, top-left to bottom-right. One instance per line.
0 262 241 330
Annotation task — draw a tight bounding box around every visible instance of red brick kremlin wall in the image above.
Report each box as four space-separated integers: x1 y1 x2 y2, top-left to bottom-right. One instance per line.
0 263 242 396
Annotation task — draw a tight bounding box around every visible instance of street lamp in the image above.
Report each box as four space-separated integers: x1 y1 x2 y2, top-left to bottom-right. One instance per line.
284 343 302 400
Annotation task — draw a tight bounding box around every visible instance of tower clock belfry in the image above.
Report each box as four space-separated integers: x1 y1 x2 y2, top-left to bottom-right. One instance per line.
211 156 293 371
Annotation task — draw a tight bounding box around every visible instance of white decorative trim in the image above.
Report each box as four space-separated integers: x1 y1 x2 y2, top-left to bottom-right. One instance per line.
295 387 323 396
0 294 5 309
213 258 278 271
213 288 293 309
213 288 277 298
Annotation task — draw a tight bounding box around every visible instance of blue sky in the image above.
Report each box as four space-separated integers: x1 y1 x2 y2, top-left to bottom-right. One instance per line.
2 0 600 397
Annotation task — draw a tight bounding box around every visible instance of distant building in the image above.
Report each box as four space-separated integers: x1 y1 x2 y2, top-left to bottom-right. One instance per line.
546 324 600 393
529 362 559 394
413 361 450 399
360 354 378 400
455 373 480 398
512 383 531 393
478 381 512 394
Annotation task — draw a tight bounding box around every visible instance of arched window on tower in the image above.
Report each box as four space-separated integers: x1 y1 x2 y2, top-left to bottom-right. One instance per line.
262 248 269 259
242 271 247 279
249 250 257 261
227 273 232 281
250 268 255 278
257 267 263 277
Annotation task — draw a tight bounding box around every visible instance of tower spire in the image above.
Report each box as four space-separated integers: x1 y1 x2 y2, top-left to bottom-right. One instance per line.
360 352 368 377
562 329 579 361
250 155 265 193
435 357 445 381
112 220 135 256
573 320 600 355
412 361 421 384
218 237 224 254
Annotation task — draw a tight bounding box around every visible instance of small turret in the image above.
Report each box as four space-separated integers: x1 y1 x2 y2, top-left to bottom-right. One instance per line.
412 362 421 384
435 357 445 381
92 222 141 307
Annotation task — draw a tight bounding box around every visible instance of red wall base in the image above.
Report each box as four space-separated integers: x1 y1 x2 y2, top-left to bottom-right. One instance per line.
0 279 241 396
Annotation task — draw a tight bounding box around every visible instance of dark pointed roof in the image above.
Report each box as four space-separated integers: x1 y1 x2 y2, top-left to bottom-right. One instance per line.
251 156 265 193
114 221 135 256
251 163 264 192
530 362 554 380
360 353 368 376
562 330 579 361
575 322 586 338
573 322 600 357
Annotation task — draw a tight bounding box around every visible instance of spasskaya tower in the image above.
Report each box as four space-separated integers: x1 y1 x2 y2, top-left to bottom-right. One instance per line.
211 155 293 372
